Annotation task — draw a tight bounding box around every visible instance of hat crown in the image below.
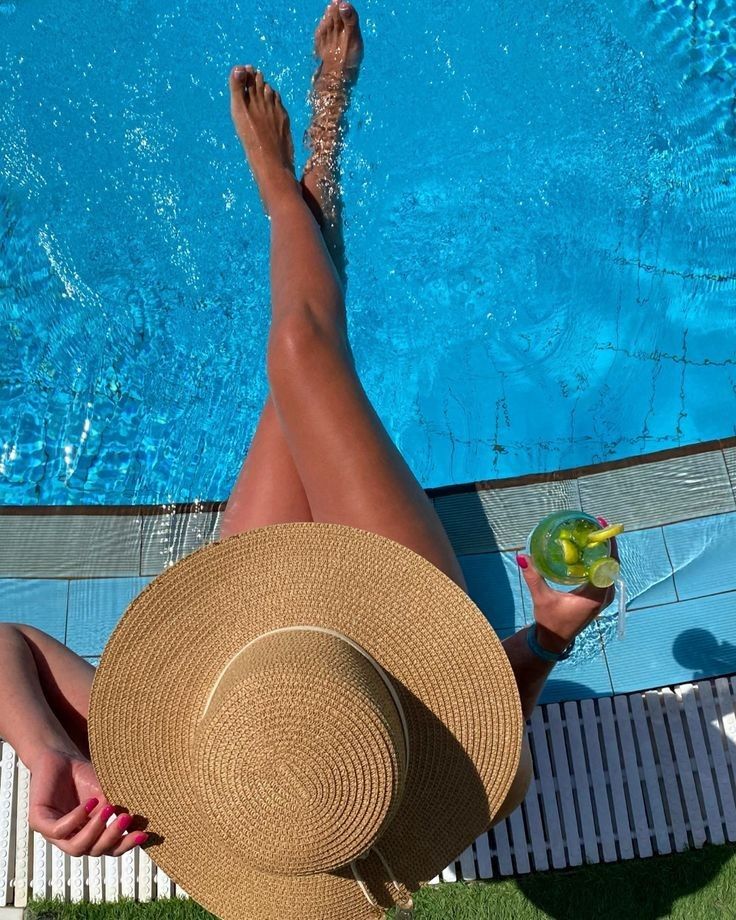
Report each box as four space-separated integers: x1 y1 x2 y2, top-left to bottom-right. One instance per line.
193 628 408 876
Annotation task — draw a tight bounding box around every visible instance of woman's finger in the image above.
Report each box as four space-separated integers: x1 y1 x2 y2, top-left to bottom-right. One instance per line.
29 796 101 841
109 829 149 858
89 811 135 858
516 554 555 604
52 803 117 858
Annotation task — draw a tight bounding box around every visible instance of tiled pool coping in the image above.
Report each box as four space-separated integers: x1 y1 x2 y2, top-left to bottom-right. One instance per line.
1 437 735 702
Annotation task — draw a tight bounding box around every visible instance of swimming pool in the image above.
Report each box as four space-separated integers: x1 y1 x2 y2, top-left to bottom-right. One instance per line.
1 0 734 505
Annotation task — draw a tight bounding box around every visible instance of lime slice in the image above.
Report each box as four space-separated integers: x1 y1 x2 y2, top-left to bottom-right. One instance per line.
566 563 587 578
586 522 625 546
558 528 574 541
559 538 580 564
589 556 620 588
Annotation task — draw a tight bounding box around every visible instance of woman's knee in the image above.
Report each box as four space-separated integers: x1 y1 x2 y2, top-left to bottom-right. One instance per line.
267 305 350 385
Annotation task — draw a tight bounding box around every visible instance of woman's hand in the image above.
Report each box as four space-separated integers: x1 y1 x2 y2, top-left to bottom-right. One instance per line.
28 747 148 857
517 532 619 655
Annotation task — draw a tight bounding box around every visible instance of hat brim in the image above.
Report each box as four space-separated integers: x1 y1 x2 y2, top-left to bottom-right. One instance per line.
89 523 523 920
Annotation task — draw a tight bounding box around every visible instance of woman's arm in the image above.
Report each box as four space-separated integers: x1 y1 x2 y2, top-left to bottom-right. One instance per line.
0 622 147 856
0 622 93 764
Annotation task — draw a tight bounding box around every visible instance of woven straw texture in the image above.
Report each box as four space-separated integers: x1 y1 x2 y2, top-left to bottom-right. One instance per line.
89 523 523 920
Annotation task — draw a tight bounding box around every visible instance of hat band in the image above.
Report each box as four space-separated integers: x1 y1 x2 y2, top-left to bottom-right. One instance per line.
202 624 411 775
350 845 415 917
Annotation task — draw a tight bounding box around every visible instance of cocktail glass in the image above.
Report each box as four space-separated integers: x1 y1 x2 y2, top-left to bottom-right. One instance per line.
528 511 622 587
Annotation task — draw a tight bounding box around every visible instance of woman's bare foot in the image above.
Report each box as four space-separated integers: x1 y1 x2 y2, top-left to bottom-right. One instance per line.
229 66 298 213
314 0 363 84
304 2 363 187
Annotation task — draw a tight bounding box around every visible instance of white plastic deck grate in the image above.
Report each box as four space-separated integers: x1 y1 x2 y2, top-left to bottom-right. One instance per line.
1 677 735 908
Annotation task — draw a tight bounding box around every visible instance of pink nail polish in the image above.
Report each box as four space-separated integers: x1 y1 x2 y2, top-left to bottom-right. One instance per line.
117 813 133 831
134 832 148 846
516 554 528 569
597 516 609 527
100 805 115 822
84 797 99 814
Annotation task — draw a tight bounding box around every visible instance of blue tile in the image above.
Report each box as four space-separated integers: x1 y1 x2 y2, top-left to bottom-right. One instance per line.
66 577 152 656
458 552 527 631
664 513 736 601
616 527 678 610
605 592 736 694
626 575 678 610
0 579 69 641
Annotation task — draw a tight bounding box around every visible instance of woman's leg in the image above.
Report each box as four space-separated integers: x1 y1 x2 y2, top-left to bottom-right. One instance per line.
228 62 466 585
219 2 361 539
219 398 312 537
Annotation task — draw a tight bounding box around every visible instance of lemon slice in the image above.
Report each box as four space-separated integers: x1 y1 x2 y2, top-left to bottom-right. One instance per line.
566 563 587 578
559 538 580 564
589 556 620 588
586 522 625 546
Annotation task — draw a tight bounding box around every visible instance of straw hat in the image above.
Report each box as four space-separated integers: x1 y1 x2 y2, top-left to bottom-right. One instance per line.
89 523 522 919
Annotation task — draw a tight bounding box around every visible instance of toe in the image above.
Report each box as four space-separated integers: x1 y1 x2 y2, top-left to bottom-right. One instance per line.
229 66 247 91
243 65 256 94
329 2 340 28
318 3 331 29
338 1 356 22
275 93 290 123
228 66 248 110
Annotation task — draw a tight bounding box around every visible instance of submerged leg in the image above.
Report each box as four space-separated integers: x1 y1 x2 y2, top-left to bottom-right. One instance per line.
300 0 363 287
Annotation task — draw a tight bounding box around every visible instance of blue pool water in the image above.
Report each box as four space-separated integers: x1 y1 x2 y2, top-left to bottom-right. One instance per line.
1 0 735 505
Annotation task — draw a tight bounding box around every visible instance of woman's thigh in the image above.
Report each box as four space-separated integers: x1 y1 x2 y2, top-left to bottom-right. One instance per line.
219 397 312 541
268 313 466 588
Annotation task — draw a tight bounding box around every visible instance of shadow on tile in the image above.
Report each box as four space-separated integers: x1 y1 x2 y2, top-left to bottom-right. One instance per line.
606 592 736 693
672 628 736 680
538 678 602 704
459 552 526 631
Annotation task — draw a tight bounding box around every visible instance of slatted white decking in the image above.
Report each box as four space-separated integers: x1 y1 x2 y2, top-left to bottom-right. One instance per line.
2 677 735 911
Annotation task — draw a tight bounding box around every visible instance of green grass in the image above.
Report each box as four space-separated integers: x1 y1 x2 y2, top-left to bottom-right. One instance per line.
26 843 736 920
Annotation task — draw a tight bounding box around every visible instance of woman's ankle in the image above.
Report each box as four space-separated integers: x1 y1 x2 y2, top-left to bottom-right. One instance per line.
260 169 302 215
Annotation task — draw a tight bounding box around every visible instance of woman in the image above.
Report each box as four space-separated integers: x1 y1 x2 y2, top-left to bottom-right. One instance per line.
0 0 613 867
